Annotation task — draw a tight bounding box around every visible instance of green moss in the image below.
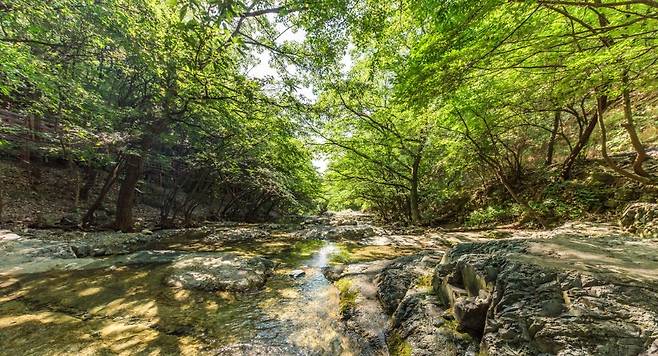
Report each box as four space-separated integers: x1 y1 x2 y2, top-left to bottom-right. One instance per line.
329 246 354 264
440 318 474 342
387 332 412 356
415 273 433 289
335 279 358 315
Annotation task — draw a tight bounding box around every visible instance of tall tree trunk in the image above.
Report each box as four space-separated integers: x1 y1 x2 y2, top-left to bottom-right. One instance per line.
114 153 143 232
409 156 421 225
23 114 32 187
621 72 649 177
0 181 4 224
73 167 80 208
546 111 560 166
560 113 597 180
83 155 125 227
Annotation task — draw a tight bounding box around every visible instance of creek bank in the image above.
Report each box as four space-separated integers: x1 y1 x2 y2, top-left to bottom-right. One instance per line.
325 253 478 356
328 224 658 356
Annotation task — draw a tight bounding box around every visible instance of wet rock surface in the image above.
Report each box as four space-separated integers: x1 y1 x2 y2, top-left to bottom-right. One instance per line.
326 261 391 355
165 253 276 292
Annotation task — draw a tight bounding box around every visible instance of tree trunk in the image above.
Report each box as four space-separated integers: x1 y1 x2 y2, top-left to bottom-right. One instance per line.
73 166 80 208
495 170 547 228
0 182 4 224
560 113 597 180
114 153 143 232
83 155 125 227
546 111 560 166
23 114 32 187
598 96 655 186
621 72 649 177
409 153 423 225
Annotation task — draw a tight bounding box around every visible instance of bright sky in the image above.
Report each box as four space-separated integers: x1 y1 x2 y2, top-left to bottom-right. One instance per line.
244 17 353 175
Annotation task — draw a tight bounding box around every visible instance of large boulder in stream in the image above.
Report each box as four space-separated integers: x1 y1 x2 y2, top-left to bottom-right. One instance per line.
164 253 275 292
328 252 479 356
433 233 658 355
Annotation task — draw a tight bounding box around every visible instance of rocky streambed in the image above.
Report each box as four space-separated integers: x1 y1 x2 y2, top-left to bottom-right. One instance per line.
1 214 657 355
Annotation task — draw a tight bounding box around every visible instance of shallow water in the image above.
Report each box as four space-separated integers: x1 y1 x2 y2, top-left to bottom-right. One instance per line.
0 230 418 355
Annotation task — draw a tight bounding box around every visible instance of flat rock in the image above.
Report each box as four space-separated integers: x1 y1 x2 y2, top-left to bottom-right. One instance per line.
202 226 271 243
164 253 275 292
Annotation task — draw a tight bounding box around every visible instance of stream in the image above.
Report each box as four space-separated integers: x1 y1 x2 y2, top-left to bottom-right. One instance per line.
0 226 419 355
3 221 657 355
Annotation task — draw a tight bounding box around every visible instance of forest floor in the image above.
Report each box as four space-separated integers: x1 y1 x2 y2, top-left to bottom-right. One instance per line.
0 159 163 230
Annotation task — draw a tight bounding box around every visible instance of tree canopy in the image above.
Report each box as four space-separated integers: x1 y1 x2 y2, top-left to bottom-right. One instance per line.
1 0 657 228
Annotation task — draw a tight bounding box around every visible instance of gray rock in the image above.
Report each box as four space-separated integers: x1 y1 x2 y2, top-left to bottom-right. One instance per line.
432 236 658 356
378 253 477 355
389 292 478 356
203 227 271 243
331 260 392 355
375 254 425 314
453 295 489 337
164 254 275 292
289 269 306 278
322 264 346 281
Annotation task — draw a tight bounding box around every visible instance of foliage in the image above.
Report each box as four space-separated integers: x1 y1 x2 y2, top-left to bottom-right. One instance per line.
2 0 657 227
466 205 523 227
0 0 323 226
309 0 658 225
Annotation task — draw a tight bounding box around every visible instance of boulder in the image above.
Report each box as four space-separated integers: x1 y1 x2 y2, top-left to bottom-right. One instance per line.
389 292 478 356
374 253 477 355
329 261 392 355
164 253 275 292
375 254 425 314
453 295 489 337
